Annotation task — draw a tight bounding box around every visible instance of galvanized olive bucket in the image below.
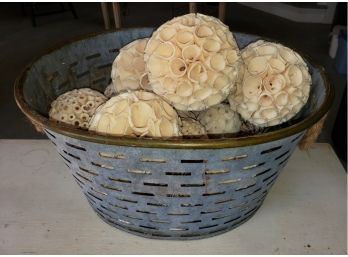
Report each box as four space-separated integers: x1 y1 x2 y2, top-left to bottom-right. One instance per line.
14 28 333 240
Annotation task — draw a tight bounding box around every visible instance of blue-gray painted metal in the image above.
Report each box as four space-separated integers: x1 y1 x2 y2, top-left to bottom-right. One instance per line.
22 28 327 240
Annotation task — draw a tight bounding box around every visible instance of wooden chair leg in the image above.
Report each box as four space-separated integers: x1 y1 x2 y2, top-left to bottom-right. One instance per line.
189 2 197 13
101 3 110 30
112 3 122 29
218 2 226 22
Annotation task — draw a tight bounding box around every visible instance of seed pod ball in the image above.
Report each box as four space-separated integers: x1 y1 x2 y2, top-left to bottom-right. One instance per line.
198 103 242 134
89 91 181 137
49 88 107 129
111 38 152 92
144 13 242 111
229 40 311 127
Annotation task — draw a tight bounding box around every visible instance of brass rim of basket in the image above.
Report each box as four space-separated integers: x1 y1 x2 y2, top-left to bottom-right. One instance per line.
14 28 335 149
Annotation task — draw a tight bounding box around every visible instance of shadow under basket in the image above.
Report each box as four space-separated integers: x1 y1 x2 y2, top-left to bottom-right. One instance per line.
14 28 333 240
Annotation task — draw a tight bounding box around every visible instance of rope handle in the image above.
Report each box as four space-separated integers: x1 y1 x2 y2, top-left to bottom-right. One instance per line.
299 114 327 150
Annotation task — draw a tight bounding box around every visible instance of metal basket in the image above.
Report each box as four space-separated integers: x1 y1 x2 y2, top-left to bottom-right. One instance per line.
14 28 333 240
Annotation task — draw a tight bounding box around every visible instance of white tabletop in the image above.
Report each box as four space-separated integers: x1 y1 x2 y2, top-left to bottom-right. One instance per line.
0 140 346 254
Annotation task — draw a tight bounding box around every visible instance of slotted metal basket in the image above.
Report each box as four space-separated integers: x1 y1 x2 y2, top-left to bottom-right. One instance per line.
14 28 333 240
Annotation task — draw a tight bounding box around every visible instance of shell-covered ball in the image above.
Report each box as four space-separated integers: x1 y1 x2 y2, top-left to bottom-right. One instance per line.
198 104 241 134
180 117 206 136
104 83 117 98
89 91 181 137
144 13 241 111
111 38 152 92
49 88 107 129
229 40 311 127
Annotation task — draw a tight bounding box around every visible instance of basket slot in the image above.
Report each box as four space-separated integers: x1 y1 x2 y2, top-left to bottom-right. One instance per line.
92 77 107 85
166 193 191 198
72 174 85 186
147 202 168 207
97 63 112 70
128 168 151 175
76 70 90 79
243 206 259 217
214 198 234 205
253 168 272 177
165 171 191 176
66 142 86 151
221 154 247 161
169 227 189 231
90 187 108 196
79 166 98 176
44 129 56 139
180 159 207 163
242 162 265 170
143 182 168 187
150 219 170 224
235 182 256 192
202 191 225 196
132 191 155 196
263 172 278 182
101 204 117 214
118 219 132 225
50 140 57 146
63 150 81 160
109 203 128 210
205 169 230 175
85 53 101 60
266 177 278 187
139 225 158 230
181 203 203 207
291 133 303 143
108 177 131 183
91 161 114 170
181 219 202 224
218 178 241 185
261 145 282 154
87 191 103 202
223 216 241 224
75 171 92 183
136 209 156 215
101 184 122 192
85 193 96 204
200 209 222 214
181 183 205 187
109 48 119 53
139 157 166 163
244 187 262 197
99 152 126 159
275 150 290 160
278 156 290 166
199 224 219 230
58 153 71 164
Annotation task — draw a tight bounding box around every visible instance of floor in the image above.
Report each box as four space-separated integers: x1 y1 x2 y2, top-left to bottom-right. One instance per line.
0 3 346 141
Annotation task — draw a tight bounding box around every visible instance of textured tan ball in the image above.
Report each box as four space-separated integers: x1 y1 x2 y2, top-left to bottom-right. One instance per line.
89 91 181 137
49 88 107 129
229 40 311 127
180 117 206 136
198 104 242 134
144 13 241 111
111 38 152 92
